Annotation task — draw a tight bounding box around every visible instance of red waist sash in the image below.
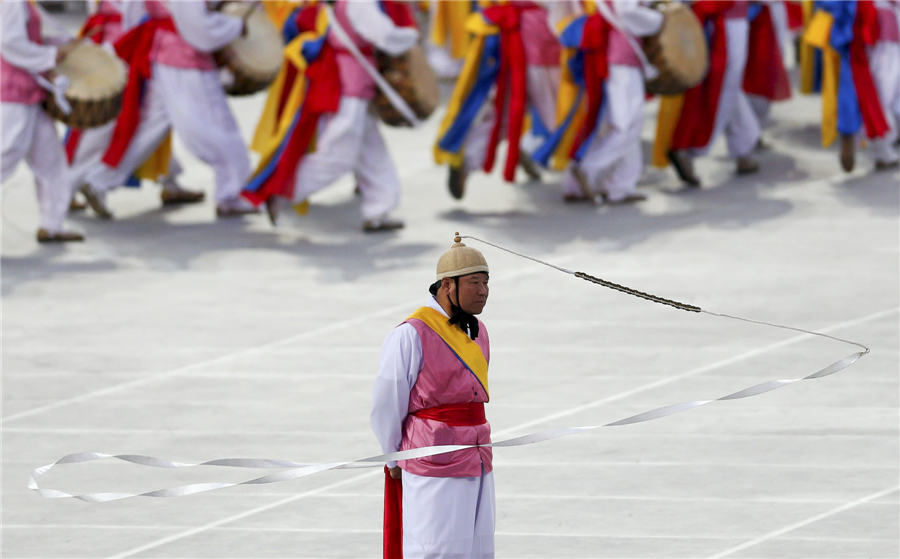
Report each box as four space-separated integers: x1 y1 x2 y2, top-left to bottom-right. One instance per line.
411 402 486 427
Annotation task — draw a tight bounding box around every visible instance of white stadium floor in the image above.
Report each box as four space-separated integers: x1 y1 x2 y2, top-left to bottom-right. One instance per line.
2 23 898 559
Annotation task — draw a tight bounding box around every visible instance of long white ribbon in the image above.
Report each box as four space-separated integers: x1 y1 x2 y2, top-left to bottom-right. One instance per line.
28 235 871 502
28 350 865 502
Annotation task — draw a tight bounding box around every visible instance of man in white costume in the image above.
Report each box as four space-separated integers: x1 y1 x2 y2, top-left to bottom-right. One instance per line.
76 0 255 219
1 0 83 243
372 236 495 558
267 0 418 232
67 0 206 218
549 0 663 204
667 2 761 187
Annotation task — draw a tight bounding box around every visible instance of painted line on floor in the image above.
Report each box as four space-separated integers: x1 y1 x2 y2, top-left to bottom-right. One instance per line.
707 484 900 558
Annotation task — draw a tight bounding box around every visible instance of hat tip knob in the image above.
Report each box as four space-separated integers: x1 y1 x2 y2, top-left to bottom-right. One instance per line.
453 232 462 243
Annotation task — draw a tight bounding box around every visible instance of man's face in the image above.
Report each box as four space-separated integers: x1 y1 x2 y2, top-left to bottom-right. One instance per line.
453 272 489 315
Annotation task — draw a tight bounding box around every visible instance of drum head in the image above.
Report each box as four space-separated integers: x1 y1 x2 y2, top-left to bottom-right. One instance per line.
657 3 708 87
219 2 283 82
57 42 126 100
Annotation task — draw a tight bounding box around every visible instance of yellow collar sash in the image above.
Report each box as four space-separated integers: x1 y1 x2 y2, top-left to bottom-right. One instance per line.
407 306 489 397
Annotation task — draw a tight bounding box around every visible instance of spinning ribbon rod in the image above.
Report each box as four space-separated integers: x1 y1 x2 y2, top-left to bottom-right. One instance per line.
28 234 870 503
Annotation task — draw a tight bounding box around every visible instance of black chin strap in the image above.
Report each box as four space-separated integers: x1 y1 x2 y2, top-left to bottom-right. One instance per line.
447 277 479 340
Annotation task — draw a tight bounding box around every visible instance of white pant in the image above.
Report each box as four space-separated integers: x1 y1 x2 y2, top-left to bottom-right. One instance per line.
463 65 560 173
1 103 71 232
401 469 495 558
563 64 645 201
79 64 250 202
691 18 760 158
292 96 400 221
869 41 900 163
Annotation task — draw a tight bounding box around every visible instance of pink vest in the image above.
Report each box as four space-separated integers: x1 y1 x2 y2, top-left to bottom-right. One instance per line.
519 3 560 67
608 28 641 67
327 0 378 99
877 6 900 42
0 2 47 105
399 319 492 477
145 0 217 70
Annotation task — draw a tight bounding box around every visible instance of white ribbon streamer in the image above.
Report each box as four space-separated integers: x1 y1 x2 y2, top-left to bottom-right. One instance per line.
28 235 870 502
28 350 865 502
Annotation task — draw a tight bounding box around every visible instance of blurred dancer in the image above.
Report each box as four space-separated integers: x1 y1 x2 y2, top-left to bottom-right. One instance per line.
66 0 204 219
373 237 494 558
536 0 662 204
804 0 897 171
243 0 418 232
434 1 560 200
743 1 793 134
662 1 761 187
870 0 900 168
75 0 255 219
1 0 83 242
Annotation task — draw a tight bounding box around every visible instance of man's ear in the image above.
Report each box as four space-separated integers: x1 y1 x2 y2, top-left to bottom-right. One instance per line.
441 277 454 293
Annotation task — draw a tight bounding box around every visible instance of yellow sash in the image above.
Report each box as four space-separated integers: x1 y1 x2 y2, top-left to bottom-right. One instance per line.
802 10 838 146
407 306 489 398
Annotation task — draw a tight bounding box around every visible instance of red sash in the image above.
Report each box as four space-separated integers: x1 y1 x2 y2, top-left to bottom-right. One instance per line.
383 402 487 558
480 4 527 182
671 1 733 150
101 17 176 168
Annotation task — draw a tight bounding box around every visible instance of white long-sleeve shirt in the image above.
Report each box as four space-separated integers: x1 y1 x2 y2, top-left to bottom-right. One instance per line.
370 297 448 467
168 1 243 52
0 0 57 73
345 0 419 56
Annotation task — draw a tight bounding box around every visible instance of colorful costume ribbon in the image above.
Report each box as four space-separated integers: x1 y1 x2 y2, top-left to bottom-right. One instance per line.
803 1 889 146
101 17 176 168
431 0 473 59
533 8 610 170
434 3 528 182
242 3 339 206
743 3 792 101
670 1 733 151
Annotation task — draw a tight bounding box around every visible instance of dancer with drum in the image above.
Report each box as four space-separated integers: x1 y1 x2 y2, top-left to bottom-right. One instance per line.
662 1 762 187
434 1 560 200
66 0 206 219
1 0 83 243
535 0 663 204
75 0 256 219
372 235 494 558
244 0 418 233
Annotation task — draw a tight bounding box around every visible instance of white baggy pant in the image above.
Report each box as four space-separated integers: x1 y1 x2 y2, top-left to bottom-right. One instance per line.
869 41 900 163
401 469 496 559
291 96 401 221
1 103 71 232
463 65 560 174
563 64 645 201
690 18 760 158
79 64 250 202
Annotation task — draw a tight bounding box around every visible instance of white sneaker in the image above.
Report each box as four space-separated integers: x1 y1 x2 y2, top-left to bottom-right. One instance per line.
216 197 258 217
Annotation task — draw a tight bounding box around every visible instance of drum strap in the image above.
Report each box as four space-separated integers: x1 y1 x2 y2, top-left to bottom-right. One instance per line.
594 1 658 80
324 5 422 127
